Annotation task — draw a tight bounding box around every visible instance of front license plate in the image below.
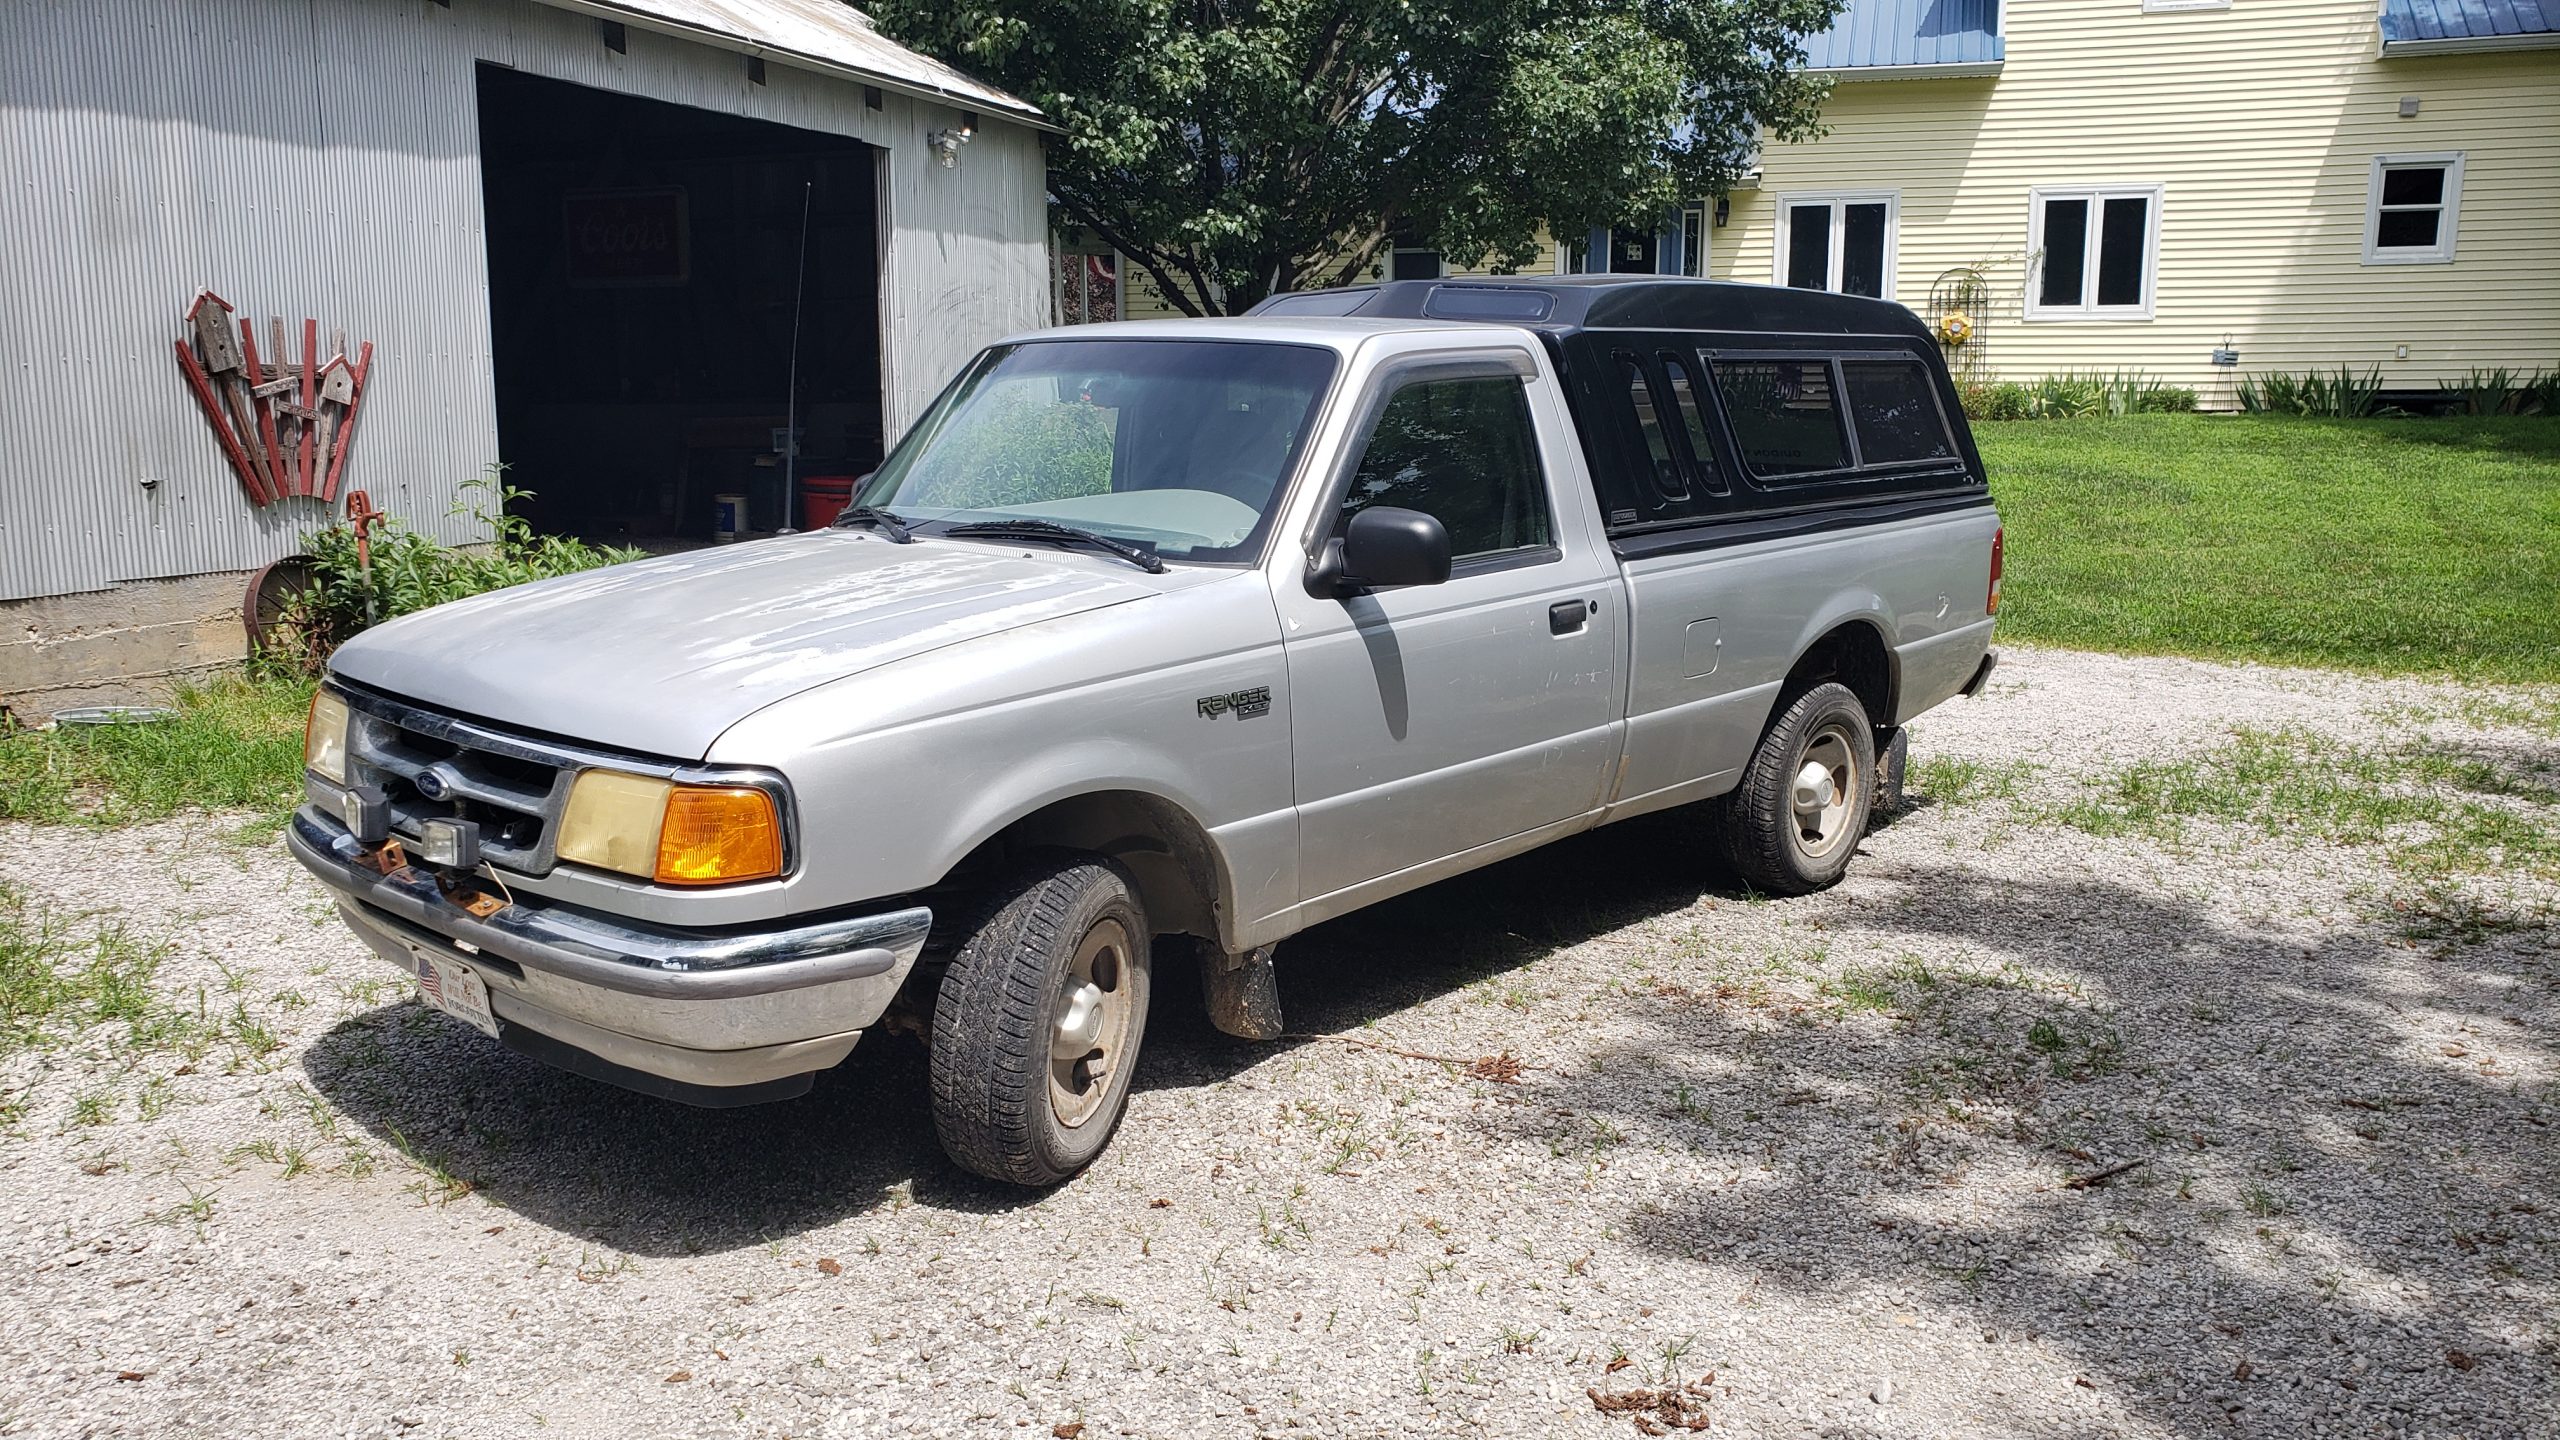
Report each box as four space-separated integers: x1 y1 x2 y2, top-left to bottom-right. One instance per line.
414 953 499 1038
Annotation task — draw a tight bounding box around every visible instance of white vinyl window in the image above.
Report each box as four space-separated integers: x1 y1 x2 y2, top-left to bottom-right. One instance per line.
2363 153 2463 265
1772 192 1898 299
2026 185 2162 321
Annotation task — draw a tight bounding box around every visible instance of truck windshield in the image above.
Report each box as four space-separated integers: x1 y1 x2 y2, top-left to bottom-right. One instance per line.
856 339 1337 564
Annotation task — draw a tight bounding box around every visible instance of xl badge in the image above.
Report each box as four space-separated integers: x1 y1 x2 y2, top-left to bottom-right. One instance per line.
1196 686 1271 720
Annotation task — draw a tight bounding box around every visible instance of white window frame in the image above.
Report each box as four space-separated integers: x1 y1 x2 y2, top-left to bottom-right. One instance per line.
2363 152 2463 266
2025 183 2164 322
1769 190 1900 298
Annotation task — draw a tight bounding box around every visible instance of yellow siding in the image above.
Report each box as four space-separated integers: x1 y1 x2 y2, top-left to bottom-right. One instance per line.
1717 0 2560 402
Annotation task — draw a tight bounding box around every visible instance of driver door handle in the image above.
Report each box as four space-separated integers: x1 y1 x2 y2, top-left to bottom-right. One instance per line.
1549 599 1592 635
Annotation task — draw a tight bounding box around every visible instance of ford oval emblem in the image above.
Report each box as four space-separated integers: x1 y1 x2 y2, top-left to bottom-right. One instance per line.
413 767 452 801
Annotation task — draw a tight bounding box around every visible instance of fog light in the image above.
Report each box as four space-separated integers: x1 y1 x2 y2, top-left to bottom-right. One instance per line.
343 784 391 846
416 817 481 871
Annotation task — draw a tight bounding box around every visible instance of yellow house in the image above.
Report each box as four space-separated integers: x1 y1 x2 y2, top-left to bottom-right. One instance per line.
1069 0 2555 408
1719 0 2560 405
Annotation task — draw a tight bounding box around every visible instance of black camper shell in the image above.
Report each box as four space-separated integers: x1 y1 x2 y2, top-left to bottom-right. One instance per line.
1248 277 1991 559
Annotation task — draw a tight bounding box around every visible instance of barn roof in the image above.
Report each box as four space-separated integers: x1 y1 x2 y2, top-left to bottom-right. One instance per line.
535 0 1047 123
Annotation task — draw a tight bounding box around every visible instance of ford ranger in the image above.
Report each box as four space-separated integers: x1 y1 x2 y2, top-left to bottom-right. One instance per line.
287 276 2001 1185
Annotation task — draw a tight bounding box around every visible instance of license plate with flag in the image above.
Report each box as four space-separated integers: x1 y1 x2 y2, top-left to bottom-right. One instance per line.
414 953 499 1038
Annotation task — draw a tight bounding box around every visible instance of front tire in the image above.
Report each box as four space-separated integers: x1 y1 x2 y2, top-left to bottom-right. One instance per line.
1714 681 1877 896
928 855 1151 1186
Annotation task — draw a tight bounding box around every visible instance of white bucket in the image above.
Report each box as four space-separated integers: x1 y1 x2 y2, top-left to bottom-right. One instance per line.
712 493 747 543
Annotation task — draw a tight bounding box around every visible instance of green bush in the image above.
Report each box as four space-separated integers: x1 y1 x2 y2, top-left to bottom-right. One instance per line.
282 470 644 665
2439 366 2558 417
1958 371 2192 422
2236 365 2389 418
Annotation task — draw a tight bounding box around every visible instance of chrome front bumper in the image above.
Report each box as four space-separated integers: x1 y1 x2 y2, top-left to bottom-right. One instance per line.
286 807 932 1103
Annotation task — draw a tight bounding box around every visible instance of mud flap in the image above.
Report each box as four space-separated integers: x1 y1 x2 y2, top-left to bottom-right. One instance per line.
1200 942 1284 1041
1874 726 1910 819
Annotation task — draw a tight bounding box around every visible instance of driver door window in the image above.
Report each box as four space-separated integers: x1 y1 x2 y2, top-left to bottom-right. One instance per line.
1336 377 1553 566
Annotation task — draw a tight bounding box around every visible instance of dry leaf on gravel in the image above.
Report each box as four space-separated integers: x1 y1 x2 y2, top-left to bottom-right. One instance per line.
2447 1350 2478 1372
1052 1424 1085 1438
663 1371 692 1384
1589 1379 1713 1432
817 1257 842 1276
1467 1052 1524 1083
1605 1356 1633 1373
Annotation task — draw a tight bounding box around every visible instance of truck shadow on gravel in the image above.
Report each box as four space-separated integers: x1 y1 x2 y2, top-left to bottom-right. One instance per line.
1491 865 2556 1436
298 807 1741 1252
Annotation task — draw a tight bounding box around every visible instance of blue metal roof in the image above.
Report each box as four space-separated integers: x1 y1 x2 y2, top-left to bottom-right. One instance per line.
1797 0 2004 71
2379 0 2560 48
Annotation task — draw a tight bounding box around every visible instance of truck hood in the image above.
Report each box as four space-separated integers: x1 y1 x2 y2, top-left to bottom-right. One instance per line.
328 531 1190 758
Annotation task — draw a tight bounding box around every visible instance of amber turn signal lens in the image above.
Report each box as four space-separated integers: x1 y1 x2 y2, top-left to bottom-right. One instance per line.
654 786 784 886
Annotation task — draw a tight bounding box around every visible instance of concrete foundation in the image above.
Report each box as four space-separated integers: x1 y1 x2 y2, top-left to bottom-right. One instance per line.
0 572 251 724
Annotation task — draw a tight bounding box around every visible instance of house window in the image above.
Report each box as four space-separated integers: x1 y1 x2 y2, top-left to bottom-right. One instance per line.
2364 153 2462 265
1389 247 1445 281
2027 185 2161 320
1560 209 1710 277
1773 193 1897 299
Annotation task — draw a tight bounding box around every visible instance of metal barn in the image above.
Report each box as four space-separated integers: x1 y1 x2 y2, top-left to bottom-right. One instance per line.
0 0 1051 717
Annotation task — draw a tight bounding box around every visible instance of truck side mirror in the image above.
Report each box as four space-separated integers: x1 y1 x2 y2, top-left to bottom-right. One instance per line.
1310 506 1451 596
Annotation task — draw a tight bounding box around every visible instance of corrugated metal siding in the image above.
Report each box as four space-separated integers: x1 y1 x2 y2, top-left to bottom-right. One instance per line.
1799 0 2005 71
0 0 1048 602
1720 0 2560 402
2382 0 2558 45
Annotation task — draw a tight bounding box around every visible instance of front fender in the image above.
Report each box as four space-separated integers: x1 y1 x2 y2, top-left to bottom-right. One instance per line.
708 573 1296 935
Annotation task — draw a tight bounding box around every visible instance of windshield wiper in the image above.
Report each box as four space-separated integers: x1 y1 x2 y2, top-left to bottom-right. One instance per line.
943 518 1167 574
832 506 916 543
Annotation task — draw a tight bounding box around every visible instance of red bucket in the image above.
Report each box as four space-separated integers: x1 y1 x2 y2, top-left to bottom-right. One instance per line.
799 475 859 531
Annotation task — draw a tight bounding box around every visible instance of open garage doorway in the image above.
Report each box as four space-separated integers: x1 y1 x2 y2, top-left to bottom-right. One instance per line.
474 65 882 544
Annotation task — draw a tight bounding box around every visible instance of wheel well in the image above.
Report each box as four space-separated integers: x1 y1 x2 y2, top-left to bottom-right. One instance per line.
949 791 1224 944
1781 621 1895 726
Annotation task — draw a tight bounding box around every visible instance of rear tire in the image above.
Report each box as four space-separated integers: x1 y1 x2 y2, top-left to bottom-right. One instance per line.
1713 681 1877 896
928 854 1151 1186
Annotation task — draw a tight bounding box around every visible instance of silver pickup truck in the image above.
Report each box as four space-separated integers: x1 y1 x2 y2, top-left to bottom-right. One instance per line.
288 276 1999 1185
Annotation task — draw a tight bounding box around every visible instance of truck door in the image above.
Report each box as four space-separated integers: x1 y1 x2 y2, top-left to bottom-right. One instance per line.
1273 351 1623 909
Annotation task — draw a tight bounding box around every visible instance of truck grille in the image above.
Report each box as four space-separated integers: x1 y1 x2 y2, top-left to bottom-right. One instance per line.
337 687 581 874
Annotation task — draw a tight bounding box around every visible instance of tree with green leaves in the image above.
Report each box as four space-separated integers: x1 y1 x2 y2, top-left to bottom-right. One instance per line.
867 0 1844 316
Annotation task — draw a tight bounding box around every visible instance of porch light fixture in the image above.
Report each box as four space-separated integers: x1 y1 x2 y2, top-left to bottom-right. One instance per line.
931 114 978 168
1713 197 1731 228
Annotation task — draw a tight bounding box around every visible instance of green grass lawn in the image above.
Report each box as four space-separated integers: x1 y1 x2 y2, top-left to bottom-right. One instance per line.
1978 414 2560 683
0 673 315 826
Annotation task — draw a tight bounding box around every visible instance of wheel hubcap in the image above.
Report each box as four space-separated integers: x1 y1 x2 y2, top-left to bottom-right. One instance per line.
1049 918 1134 1130
1791 729 1858 859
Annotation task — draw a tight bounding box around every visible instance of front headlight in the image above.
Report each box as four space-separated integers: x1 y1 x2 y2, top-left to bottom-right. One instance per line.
305 689 350 784
557 770 784 886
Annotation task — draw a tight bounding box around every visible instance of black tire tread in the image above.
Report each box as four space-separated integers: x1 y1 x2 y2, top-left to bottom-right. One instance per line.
927 854 1144 1186
1713 681 1875 897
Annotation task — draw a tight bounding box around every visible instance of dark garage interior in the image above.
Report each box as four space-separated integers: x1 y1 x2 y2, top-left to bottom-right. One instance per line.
474 65 884 543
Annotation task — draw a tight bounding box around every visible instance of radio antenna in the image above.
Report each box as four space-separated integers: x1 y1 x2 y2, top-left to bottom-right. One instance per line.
781 178 813 531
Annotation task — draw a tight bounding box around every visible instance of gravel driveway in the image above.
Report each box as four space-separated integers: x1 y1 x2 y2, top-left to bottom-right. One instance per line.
2 647 2553 1439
